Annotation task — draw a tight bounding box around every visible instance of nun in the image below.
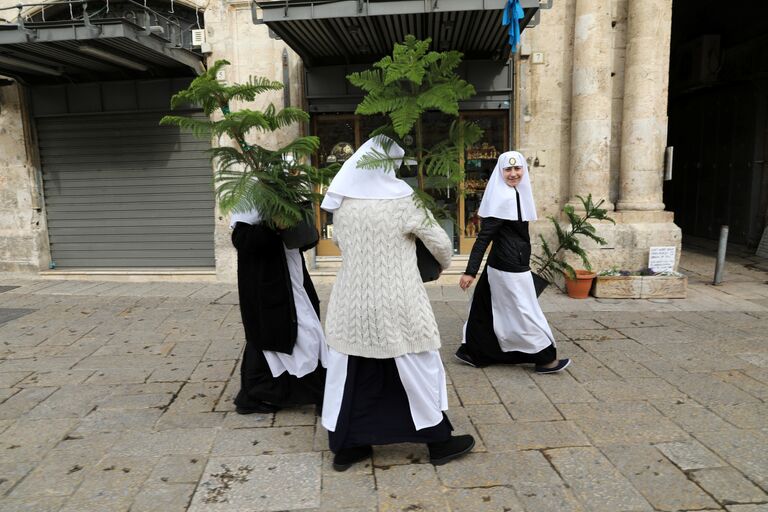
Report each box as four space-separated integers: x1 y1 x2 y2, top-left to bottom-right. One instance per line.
230 207 326 414
457 151 571 373
320 135 475 472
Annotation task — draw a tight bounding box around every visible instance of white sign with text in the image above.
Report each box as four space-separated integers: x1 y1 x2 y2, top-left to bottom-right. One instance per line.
648 246 676 272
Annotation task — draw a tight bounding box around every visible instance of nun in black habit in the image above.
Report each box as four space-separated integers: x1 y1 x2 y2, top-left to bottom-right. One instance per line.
231 209 327 414
457 151 570 373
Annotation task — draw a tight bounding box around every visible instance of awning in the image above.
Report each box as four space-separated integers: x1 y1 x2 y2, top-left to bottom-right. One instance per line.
253 0 547 67
0 18 203 84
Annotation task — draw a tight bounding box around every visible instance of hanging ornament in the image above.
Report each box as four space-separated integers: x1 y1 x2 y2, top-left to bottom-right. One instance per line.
502 0 524 53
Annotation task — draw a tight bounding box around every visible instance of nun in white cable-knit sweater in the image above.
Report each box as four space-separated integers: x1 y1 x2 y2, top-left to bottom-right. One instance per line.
320 135 475 472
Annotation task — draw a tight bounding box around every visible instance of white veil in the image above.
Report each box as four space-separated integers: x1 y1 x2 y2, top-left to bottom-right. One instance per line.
320 135 413 213
477 150 537 221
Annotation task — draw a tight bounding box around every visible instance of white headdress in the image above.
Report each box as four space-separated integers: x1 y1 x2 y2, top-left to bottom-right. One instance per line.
320 135 413 213
477 150 537 221
229 208 262 229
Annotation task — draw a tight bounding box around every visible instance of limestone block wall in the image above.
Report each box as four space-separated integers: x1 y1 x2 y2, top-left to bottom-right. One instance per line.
0 84 48 272
203 0 305 282
519 0 681 273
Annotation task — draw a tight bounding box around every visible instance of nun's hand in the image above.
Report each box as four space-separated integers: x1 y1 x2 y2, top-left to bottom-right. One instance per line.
459 274 475 290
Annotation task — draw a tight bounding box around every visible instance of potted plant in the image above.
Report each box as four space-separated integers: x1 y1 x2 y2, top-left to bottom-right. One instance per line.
531 194 615 298
346 36 483 280
160 60 337 247
593 268 687 299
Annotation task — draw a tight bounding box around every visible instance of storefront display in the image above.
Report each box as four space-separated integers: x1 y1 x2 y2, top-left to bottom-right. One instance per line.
313 110 508 256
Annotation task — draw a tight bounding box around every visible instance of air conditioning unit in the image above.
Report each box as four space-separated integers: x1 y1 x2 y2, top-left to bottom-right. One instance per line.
191 29 206 46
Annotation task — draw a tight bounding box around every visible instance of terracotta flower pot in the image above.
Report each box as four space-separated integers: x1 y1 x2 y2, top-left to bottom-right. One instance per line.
564 269 596 299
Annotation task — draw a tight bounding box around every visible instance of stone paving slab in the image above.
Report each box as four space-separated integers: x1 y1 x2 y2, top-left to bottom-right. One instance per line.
0 250 767 511
0 308 36 325
188 453 321 512
601 444 720 511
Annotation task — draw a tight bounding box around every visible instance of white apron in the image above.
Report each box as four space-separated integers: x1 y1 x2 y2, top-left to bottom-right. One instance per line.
262 248 328 378
462 268 555 353
321 346 448 432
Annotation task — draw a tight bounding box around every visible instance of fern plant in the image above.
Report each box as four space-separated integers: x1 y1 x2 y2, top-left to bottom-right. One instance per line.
532 194 616 284
160 60 335 229
347 36 482 216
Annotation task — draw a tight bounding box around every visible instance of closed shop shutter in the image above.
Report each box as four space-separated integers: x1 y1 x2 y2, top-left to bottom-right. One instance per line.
37 111 215 268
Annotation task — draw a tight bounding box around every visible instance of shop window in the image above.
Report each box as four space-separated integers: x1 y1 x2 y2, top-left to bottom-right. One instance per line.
312 111 508 256
459 112 507 253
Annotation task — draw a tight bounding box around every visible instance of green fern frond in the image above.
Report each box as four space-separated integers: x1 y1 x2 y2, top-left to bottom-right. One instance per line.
159 116 214 138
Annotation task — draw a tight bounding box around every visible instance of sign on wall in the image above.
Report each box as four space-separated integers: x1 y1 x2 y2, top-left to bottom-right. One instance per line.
648 246 676 272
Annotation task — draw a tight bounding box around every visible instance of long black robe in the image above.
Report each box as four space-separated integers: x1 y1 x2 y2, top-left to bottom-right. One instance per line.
232 222 325 408
328 356 452 453
462 191 556 367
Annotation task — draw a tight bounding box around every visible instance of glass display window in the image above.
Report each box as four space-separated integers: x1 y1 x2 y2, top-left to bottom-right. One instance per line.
314 116 355 256
311 110 509 256
459 111 507 253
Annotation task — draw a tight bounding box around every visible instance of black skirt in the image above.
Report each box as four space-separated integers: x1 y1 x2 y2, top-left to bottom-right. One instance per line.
328 356 452 453
463 268 556 366
234 343 325 408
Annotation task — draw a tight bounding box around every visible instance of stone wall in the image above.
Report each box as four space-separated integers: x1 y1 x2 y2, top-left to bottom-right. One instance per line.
0 83 49 272
203 0 305 282
520 0 682 273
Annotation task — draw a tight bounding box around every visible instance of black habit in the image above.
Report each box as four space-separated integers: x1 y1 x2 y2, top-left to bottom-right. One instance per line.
462 191 557 366
232 222 325 408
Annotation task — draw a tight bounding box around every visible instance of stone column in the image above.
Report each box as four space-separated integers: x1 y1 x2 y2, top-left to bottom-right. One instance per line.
567 0 614 211
616 0 672 211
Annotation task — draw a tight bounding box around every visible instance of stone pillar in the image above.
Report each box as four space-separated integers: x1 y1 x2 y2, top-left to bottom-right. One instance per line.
567 0 614 211
0 83 48 272
616 0 672 211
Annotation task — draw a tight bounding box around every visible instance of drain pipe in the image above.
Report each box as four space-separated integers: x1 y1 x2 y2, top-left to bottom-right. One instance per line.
713 225 729 285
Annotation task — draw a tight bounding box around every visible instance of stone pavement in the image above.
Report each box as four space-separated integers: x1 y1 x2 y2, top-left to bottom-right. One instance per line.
0 249 767 512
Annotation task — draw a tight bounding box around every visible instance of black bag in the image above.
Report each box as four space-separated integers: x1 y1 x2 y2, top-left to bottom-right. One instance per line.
532 272 550 297
416 238 442 282
280 216 319 251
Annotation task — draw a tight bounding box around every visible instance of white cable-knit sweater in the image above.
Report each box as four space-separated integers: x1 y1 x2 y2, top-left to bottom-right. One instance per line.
324 196 454 359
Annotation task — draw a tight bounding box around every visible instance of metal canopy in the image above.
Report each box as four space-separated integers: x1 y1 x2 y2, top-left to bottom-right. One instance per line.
0 18 204 84
254 0 545 67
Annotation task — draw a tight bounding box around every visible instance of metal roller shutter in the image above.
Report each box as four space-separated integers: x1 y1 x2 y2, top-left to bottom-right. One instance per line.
38 111 216 268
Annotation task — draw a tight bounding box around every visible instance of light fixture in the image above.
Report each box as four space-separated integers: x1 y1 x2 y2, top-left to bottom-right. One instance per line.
78 45 148 71
0 55 62 76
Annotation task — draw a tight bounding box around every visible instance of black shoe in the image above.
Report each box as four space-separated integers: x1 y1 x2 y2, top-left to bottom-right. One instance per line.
235 401 280 414
454 345 486 368
535 358 571 374
332 445 372 472
427 434 475 465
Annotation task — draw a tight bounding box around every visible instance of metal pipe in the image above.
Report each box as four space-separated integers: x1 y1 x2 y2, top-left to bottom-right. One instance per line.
282 48 290 108
713 225 729 285
508 56 514 149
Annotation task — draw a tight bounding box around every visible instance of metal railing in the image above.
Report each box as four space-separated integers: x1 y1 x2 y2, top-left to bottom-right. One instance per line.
0 0 202 49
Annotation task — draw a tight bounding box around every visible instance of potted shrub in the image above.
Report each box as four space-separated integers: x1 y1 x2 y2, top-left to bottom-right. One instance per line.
346 36 483 280
531 194 615 298
160 60 337 247
593 268 687 299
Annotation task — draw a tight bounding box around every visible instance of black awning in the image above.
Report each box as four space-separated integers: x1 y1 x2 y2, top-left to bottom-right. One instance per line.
253 0 546 67
0 18 203 84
